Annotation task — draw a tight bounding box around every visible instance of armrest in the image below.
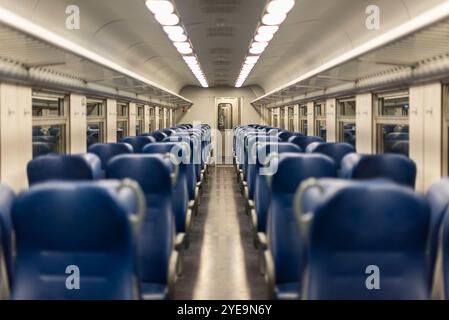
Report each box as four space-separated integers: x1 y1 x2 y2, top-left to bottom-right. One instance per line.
250 208 258 231
257 232 268 250
175 233 186 251
185 208 193 235
167 250 179 299
264 250 276 300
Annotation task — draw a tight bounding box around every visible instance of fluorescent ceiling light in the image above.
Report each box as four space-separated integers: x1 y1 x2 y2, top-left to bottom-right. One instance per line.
255 33 273 42
177 46 193 54
258 25 279 35
249 46 266 55
145 0 174 15
245 56 260 63
266 0 295 15
163 25 184 35
155 13 179 26
251 41 268 50
169 33 187 42
262 13 287 25
173 42 191 49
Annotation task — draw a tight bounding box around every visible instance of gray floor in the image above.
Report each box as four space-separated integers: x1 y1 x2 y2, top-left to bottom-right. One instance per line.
174 166 268 300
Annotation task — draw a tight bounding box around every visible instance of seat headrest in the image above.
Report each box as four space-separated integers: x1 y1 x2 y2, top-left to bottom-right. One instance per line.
88 143 134 169
143 142 190 164
32 142 54 158
288 135 325 150
106 154 174 193
277 131 295 142
27 154 102 185
271 153 337 193
120 136 155 153
307 181 429 299
149 131 168 142
341 153 416 188
255 142 302 166
306 142 355 167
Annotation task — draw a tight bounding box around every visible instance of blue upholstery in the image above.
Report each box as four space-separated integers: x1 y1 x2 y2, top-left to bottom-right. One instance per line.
278 131 295 142
150 131 168 142
306 181 430 299
306 142 355 169
253 143 302 233
143 142 190 233
120 136 156 153
340 153 416 188
27 154 102 185
0 184 15 286
88 143 134 170
288 135 325 151
106 154 175 299
32 142 54 158
426 178 449 283
11 181 139 300
441 210 449 298
267 153 337 299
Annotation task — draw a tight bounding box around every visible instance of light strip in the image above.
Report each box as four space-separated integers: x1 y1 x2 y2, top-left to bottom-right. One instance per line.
0 5 193 104
145 0 208 88
235 0 295 88
252 0 449 103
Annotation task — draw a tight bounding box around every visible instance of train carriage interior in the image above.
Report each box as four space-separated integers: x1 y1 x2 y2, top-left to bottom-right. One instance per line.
3 0 449 304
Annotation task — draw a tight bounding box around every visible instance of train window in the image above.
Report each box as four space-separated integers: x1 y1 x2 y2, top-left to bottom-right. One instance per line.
299 105 308 135
32 91 68 158
374 91 409 157
287 106 294 131
159 108 164 129
314 102 327 140
136 105 145 136
86 98 105 148
280 108 285 129
337 97 356 147
267 108 272 126
166 109 170 128
149 107 155 132
117 102 129 141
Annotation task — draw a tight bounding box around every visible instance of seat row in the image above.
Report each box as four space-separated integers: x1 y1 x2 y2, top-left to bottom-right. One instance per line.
233 124 449 300
0 123 212 300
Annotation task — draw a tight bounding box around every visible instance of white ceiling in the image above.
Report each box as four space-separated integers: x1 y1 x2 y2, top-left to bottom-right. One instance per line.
0 0 448 96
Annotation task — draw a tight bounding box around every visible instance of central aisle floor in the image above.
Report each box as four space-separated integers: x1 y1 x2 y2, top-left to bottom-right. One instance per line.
174 166 268 299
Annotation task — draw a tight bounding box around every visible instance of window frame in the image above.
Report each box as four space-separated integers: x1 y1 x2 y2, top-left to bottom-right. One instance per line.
86 97 106 145
336 96 356 144
314 101 327 139
299 104 308 135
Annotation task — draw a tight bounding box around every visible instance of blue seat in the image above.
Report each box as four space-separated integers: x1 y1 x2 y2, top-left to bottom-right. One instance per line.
391 141 409 156
143 142 192 236
149 131 168 142
32 142 54 158
11 181 141 300
289 135 324 151
0 184 15 287
251 142 302 236
340 153 416 188
304 181 430 299
106 154 177 300
120 136 156 153
27 154 102 186
277 131 295 142
306 142 355 170
88 143 134 171
265 153 337 300
440 210 449 299
426 179 449 284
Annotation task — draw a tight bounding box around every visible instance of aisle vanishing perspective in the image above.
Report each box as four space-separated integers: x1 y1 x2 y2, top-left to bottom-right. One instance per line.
174 166 268 300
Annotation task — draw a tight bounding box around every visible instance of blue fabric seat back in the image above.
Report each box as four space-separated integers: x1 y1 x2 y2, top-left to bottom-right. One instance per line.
32 142 54 158
106 155 175 286
253 143 303 232
148 131 168 142
120 136 155 154
27 154 102 186
306 142 355 169
163 136 197 200
268 153 337 288
143 142 190 233
307 182 430 299
88 143 134 170
0 184 15 286
173 133 202 182
288 135 325 151
278 131 295 142
11 182 138 300
426 178 449 284
340 153 416 188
